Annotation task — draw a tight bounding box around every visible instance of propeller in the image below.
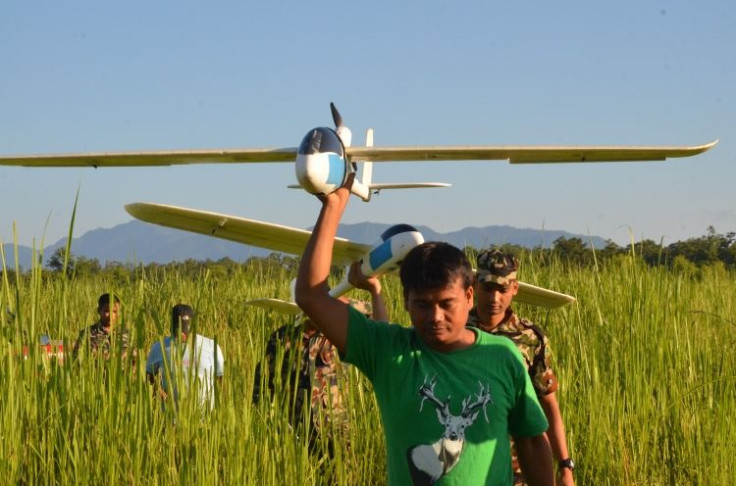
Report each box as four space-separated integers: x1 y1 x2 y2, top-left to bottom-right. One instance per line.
330 102 352 148
330 102 343 128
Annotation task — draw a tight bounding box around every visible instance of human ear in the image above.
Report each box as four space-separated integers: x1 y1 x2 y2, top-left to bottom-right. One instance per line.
465 285 474 305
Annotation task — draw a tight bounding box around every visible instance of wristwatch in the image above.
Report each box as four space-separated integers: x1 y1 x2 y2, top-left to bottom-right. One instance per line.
558 458 575 471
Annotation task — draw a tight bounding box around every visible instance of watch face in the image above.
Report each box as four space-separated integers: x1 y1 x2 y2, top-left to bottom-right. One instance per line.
559 458 575 470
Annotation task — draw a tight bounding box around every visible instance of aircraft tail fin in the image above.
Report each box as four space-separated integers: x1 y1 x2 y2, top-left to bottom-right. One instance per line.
359 129 374 201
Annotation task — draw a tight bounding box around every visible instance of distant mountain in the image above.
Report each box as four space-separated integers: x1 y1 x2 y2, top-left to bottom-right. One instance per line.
335 222 603 252
2 220 606 270
0 244 37 271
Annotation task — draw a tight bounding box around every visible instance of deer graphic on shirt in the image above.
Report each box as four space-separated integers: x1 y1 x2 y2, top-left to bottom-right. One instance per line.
407 375 493 485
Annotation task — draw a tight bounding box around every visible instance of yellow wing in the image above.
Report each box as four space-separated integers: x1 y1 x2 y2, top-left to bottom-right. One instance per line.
516 282 576 309
243 281 576 313
0 148 298 167
124 202 370 265
0 141 716 167
346 141 718 163
244 298 301 315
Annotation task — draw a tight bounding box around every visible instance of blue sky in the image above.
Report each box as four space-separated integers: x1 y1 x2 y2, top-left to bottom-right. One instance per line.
1 1 733 248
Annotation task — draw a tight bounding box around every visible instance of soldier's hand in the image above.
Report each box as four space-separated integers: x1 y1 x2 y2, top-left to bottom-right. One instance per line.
348 261 381 294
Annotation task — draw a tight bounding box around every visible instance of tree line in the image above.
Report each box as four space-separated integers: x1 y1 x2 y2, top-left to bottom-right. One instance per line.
542 225 736 269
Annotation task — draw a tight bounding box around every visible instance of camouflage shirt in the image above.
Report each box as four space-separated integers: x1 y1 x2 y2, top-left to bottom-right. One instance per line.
72 322 136 362
467 308 558 397
253 322 348 439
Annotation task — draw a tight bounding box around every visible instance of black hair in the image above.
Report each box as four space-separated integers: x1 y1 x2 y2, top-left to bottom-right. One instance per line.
171 303 194 335
97 293 121 308
399 242 474 298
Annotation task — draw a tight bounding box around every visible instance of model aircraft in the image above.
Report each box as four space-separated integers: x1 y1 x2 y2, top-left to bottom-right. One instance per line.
2 103 714 308
125 202 577 310
0 103 717 202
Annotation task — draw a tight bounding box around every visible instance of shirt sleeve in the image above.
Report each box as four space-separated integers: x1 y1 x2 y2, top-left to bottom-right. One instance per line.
343 306 384 381
343 306 408 384
531 333 558 396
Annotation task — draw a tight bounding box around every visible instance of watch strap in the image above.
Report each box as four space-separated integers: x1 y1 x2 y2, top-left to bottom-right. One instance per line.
558 458 575 470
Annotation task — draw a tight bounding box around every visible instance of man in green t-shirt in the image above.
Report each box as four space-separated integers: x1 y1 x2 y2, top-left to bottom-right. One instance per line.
295 174 553 485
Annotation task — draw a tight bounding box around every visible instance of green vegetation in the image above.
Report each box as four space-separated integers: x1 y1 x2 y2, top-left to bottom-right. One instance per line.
1 243 735 484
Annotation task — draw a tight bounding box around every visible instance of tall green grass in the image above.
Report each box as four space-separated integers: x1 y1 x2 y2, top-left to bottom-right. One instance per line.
1 248 734 484
522 254 736 485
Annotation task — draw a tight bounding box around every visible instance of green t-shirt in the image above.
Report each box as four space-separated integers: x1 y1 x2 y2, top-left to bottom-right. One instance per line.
344 307 548 485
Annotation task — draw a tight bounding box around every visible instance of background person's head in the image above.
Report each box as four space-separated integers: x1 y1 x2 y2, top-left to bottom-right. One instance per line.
97 293 121 328
171 304 194 341
473 249 520 325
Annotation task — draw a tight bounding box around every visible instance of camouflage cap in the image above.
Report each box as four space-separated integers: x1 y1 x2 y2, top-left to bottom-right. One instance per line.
476 249 519 286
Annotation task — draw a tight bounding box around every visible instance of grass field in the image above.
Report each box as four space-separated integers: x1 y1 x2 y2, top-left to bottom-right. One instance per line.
1 249 734 485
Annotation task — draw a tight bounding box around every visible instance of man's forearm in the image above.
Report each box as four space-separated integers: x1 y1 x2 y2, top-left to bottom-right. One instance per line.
295 187 352 353
540 393 570 461
515 434 554 486
540 393 575 485
370 291 389 321
348 262 389 321
296 196 346 309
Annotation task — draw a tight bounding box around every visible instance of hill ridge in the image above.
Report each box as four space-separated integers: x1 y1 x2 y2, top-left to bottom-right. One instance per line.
2 220 606 270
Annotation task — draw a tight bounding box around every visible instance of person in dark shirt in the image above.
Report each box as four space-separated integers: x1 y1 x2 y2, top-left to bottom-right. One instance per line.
72 293 135 363
253 277 387 452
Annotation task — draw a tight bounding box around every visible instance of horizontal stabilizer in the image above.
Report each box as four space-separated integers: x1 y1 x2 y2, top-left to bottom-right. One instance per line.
369 182 451 190
245 283 359 315
245 279 575 316
516 282 576 309
246 279 575 316
288 182 451 190
244 298 300 314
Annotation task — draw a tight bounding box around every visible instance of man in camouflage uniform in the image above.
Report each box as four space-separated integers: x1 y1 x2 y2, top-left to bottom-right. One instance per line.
72 293 135 363
468 249 575 486
254 272 388 453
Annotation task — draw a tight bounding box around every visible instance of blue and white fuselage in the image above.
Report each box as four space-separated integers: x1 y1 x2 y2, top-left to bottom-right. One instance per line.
329 223 424 296
293 103 451 201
